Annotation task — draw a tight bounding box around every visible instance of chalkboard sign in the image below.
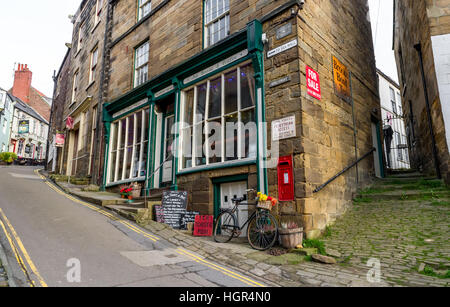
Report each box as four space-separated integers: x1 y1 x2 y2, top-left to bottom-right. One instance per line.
154 205 165 223
162 191 188 229
180 211 200 230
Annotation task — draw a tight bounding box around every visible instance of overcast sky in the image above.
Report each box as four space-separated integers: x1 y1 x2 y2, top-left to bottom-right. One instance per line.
0 1 399 98
368 0 399 83
0 1 80 97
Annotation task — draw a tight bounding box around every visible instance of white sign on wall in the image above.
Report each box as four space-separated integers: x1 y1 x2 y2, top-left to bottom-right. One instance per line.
272 115 296 141
267 39 298 58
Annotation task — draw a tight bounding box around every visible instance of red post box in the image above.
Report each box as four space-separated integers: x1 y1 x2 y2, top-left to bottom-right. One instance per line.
278 156 294 201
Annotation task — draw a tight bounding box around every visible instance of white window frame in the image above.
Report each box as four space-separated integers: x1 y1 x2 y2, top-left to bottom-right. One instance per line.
94 0 103 25
138 0 152 21
71 70 79 105
107 108 149 185
204 0 230 48
134 41 149 88
89 46 99 84
180 62 257 172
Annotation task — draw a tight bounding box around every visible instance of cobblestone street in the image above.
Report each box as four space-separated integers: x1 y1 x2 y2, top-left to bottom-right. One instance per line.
137 175 449 287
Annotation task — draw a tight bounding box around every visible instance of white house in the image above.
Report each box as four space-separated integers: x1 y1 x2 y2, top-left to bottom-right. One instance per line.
377 69 410 170
9 94 49 161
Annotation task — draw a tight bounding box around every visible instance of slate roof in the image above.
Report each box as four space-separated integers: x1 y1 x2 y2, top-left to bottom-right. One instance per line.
8 93 49 124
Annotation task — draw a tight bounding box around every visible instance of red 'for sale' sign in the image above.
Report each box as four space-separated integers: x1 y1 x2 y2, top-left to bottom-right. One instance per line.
194 215 214 237
306 66 321 100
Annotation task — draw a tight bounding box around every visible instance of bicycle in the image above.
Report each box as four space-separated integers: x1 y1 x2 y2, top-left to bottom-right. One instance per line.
213 189 279 251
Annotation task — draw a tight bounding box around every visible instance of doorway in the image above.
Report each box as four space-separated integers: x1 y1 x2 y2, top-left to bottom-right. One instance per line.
220 181 248 237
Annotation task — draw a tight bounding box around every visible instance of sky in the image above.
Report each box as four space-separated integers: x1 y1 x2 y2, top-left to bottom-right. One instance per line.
0 1 399 98
0 0 81 97
368 0 399 83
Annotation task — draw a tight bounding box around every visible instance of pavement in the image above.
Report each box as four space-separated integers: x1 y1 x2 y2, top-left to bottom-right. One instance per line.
0 166 270 287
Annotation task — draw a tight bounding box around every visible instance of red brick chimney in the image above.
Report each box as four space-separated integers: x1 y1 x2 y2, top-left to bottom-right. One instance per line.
12 63 33 103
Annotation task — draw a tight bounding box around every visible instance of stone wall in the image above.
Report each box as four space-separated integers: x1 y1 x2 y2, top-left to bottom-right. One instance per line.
263 0 379 238
394 0 450 184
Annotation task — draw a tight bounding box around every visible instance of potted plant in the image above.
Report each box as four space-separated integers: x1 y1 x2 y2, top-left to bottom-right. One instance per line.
0 152 18 165
120 187 133 200
279 221 303 249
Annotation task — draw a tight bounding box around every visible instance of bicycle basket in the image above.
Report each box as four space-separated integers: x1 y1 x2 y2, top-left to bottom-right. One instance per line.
257 201 272 211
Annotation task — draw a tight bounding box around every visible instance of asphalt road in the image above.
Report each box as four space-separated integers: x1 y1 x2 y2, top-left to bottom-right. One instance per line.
0 166 266 287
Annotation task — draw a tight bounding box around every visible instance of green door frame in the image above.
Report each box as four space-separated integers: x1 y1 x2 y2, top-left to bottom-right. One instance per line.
212 174 249 218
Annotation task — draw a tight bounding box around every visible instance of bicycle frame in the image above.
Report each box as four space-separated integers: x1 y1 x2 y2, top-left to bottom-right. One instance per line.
221 201 265 232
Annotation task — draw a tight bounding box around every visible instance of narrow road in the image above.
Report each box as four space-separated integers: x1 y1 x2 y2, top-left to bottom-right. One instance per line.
0 166 265 287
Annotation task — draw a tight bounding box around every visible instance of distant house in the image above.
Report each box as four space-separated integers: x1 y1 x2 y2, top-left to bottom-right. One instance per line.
9 94 49 161
0 87 15 153
377 69 410 170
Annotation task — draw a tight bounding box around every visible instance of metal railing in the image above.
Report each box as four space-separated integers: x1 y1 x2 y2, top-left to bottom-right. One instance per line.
313 148 376 194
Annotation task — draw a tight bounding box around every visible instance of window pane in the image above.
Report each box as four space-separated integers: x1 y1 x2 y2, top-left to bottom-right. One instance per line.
127 115 135 146
144 108 150 142
117 148 124 178
242 109 257 159
136 112 142 143
141 141 148 177
240 64 255 109
208 119 222 164
194 123 206 166
196 83 207 122
184 89 194 126
209 77 222 118
224 70 237 114
225 113 238 161
125 146 133 178
109 151 116 182
132 144 141 178
120 119 126 149
111 123 118 151
182 127 193 169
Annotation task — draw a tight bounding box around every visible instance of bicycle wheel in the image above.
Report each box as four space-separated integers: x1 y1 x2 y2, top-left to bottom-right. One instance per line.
247 211 279 251
214 211 237 243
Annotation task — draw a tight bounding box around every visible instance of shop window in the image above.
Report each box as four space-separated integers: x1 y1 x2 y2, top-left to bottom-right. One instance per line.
108 108 149 184
138 0 152 21
181 63 256 170
204 0 230 48
134 41 149 88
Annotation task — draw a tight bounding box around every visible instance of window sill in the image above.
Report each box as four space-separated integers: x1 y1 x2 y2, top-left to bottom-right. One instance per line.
178 158 256 176
91 20 101 33
106 176 146 188
86 81 95 91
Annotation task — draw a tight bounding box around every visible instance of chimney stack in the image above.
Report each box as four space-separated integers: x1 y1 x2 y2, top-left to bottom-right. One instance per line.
12 63 33 103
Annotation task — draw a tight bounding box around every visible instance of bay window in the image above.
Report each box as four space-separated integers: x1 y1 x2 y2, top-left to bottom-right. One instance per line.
108 108 149 184
204 0 230 48
181 63 257 170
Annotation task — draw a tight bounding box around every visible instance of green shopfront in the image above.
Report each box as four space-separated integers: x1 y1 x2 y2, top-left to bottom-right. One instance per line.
102 21 268 217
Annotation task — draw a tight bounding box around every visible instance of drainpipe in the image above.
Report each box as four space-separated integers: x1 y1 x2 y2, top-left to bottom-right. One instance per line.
414 43 441 179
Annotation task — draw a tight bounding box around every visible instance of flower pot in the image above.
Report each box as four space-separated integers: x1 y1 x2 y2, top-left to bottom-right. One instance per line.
128 196 133 200
121 195 125 199
131 189 141 198
279 228 303 249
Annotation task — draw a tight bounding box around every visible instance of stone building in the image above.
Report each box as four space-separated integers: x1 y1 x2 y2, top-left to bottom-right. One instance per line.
57 0 108 180
99 0 382 238
393 0 450 184
47 48 72 173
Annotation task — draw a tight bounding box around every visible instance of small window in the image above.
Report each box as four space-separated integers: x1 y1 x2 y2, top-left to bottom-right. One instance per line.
138 0 152 21
89 46 99 83
134 41 149 88
204 0 230 48
77 21 84 53
95 0 104 24
72 70 79 104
